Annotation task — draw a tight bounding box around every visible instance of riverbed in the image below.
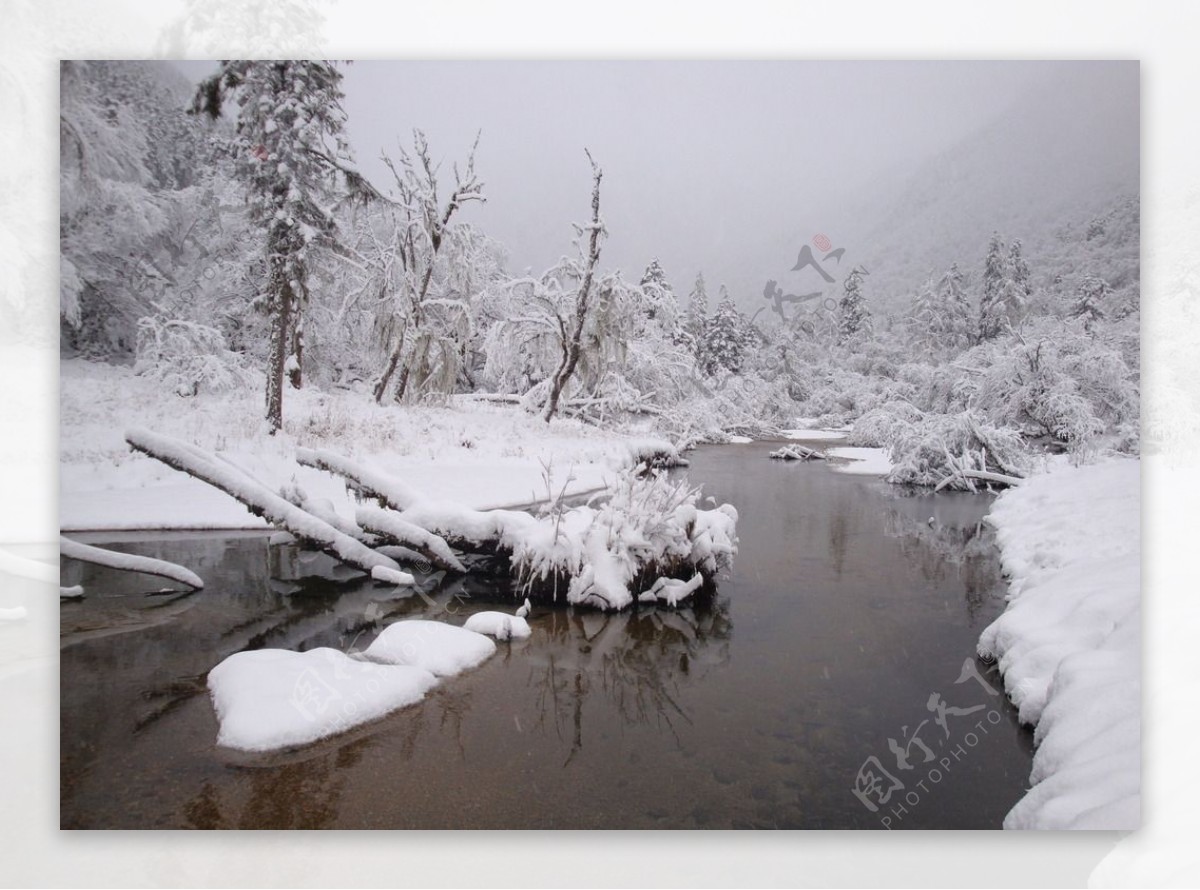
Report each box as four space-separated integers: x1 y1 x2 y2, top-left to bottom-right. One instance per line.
60 443 1033 829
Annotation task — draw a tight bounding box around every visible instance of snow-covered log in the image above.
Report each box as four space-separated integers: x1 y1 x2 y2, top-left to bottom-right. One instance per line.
355 505 467 573
295 447 423 511
125 429 405 579
296 446 738 611
59 535 204 589
769 444 825 461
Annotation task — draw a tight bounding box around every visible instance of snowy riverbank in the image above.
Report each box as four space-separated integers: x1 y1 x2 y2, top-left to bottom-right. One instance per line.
61 359 655 531
980 457 1140 829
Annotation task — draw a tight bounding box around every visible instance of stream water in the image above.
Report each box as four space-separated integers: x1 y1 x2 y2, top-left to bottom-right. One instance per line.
60 443 1034 829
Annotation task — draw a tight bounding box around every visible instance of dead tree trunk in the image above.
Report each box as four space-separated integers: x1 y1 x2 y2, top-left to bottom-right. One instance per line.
125 429 407 580
544 151 604 424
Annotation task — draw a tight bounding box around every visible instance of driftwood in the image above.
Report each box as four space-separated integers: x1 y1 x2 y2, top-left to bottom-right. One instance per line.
125 429 409 581
60 535 204 590
932 439 1023 492
769 444 825 461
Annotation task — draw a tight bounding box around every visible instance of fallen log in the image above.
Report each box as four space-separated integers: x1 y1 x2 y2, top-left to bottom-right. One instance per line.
125 429 410 582
60 535 204 590
934 468 1023 492
296 447 422 511
355 505 467 573
769 444 825 461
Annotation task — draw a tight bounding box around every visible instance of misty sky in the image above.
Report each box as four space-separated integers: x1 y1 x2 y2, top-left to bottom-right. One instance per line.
172 60 1122 303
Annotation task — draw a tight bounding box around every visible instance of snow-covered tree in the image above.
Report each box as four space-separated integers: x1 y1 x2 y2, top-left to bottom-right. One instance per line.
371 130 486 403
837 266 871 344
638 258 679 327
193 60 372 432
686 272 709 338
978 233 1028 342
908 263 972 355
542 152 606 422
1072 275 1110 328
700 292 744 375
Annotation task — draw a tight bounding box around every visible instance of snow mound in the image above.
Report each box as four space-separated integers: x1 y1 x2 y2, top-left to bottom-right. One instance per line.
979 458 1139 829
463 611 532 640
361 620 496 676
207 647 437 752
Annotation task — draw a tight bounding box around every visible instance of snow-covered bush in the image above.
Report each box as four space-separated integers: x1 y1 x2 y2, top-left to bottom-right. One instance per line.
848 400 925 447
887 411 1031 489
511 469 738 610
971 324 1138 452
134 314 254 396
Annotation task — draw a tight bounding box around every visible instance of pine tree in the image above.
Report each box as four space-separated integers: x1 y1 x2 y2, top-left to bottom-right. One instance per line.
638 257 677 324
978 233 1007 342
1009 239 1032 302
910 262 973 354
193 61 372 433
837 266 870 344
978 233 1028 342
700 292 743 375
687 272 708 334
1072 275 1110 328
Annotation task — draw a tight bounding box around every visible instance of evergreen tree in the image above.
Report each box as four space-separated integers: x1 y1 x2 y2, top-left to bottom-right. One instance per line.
978 233 1028 342
910 262 973 354
1010 239 1032 302
1072 275 1110 328
837 266 870 344
700 292 743 375
193 61 372 433
638 257 677 324
686 272 709 336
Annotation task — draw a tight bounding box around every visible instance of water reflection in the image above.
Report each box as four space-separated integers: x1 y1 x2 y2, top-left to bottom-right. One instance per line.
525 603 732 764
61 447 1032 829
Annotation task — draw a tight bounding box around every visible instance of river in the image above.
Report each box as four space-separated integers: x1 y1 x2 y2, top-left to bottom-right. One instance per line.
60 443 1033 829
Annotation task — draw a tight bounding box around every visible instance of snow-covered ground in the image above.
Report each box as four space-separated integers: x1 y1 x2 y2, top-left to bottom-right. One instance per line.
979 458 1140 829
61 359 650 532
781 428 849 441
826 445 895 476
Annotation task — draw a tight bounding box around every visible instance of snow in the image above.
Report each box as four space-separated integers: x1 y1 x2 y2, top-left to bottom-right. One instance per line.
978 458 1139 829
638 573 704 606
781 428 848 441
0 547 58 584
124 428 403 577
60 360 633 532
361 620 496 677
826 446 895 476
59 535 204 589
357 505 466 572
0 607 28 622
370 565 415 586
207 647 437 752
463 611 532 640
726 435 753 444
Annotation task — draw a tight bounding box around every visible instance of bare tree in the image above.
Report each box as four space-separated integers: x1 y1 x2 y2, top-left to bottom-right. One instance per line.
372 130 484 403
543 151 604 423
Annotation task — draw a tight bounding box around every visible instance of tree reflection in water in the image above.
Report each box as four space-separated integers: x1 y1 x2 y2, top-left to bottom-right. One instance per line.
526 599 732 765
879 490 1003 623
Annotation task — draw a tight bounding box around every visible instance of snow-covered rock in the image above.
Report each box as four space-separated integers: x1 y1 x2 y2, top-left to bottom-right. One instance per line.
207 647 437 752
361 620 496 677
463 611 532 640
979 458 1140 829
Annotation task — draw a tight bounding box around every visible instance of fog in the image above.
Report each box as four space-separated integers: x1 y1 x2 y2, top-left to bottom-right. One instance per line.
173 60 1136 303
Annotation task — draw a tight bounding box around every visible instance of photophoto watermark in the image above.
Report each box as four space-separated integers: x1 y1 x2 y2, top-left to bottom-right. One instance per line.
851 654 1006 828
